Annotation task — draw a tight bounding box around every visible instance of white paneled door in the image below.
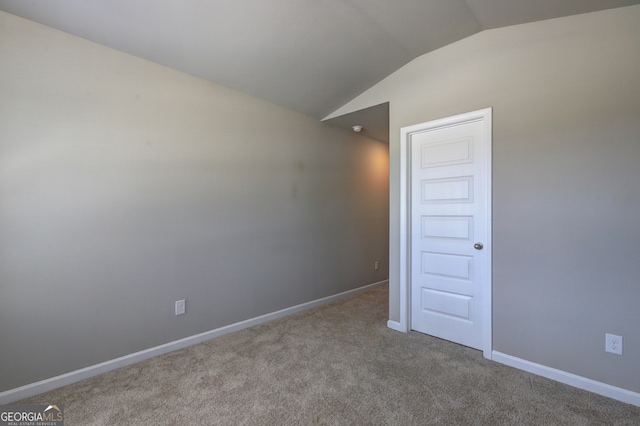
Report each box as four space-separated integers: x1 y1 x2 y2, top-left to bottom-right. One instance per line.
405 109 491 351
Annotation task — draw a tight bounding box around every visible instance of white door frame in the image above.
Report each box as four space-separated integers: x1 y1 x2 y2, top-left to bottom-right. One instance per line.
397 107 493 359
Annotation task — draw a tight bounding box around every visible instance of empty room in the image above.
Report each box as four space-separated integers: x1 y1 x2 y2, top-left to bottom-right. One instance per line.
1 1 639 424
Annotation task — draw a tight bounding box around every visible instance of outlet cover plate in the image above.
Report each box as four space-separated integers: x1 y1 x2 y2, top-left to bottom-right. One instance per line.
175 300 186 316
605 333 623 355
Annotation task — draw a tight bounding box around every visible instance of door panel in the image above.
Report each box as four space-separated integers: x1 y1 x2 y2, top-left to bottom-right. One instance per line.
420 289 472 320
421 216 472 240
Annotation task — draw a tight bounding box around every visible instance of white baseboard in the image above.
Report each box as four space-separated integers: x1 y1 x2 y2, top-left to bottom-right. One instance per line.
492 351 640 407
386 320 406 333
0 280 388 405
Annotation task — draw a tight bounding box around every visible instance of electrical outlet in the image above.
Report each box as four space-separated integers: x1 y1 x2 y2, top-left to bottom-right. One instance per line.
605 333 623 355
374 261 380 271
175 300 186 316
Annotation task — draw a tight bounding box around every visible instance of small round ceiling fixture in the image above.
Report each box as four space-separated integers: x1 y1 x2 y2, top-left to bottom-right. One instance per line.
352 125 363 133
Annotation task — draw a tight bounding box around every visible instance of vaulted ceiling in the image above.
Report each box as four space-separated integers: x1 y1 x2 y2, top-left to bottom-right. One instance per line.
1 0 638 120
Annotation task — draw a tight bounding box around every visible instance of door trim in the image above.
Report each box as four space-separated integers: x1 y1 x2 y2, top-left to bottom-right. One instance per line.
398 107 493 359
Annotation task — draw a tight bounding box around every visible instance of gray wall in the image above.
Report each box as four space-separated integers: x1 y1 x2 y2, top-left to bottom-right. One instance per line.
328 6 640 393
0 12 389 392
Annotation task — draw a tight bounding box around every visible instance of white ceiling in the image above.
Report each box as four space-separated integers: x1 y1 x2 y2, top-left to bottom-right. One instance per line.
1 0 638 120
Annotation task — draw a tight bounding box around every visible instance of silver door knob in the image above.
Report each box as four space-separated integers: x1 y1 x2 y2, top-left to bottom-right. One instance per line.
474 243 484 250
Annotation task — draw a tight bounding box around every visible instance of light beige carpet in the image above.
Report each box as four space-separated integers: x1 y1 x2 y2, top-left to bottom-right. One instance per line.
20 285 640 425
